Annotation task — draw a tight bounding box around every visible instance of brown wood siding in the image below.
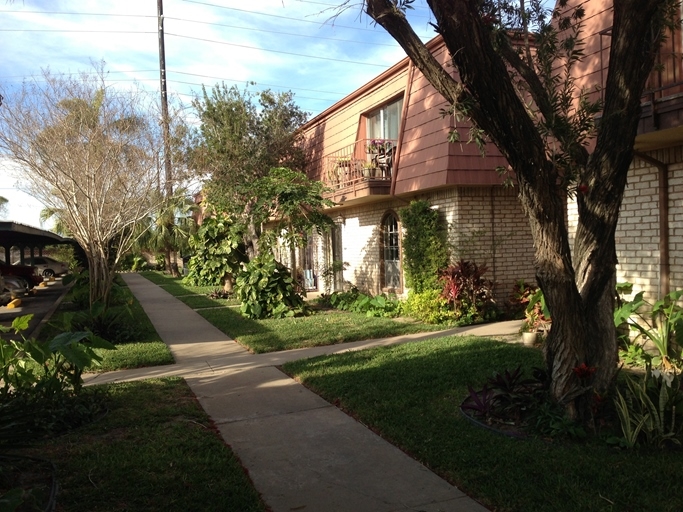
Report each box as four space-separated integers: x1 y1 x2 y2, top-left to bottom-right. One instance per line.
302 37 510 202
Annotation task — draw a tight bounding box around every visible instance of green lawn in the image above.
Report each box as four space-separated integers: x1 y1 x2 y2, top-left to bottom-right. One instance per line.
283 336 683 512
140 270 447 353
138 271 218 296
93 293 175 371
176 294 240 309
6 378 266 512
198 307 447 353
41 281 174 372
138 271 239 309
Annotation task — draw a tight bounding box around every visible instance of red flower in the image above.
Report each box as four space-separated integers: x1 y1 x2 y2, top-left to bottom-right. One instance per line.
578 184 589 194
572 363 597 379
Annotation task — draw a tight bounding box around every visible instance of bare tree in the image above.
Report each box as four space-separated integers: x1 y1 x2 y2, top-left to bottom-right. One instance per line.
0 66 169 307
363 0 678 421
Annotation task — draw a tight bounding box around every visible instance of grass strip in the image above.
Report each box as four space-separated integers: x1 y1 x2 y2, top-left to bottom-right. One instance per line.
42 284 174 372
93 288 174 371
138 271 218 296
137 271 182 285
283 336 683 512
198 307 446 353
11 378 267 512
176 294 241 309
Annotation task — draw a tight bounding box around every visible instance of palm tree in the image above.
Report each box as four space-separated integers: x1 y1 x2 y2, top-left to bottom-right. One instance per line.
135 191 197 276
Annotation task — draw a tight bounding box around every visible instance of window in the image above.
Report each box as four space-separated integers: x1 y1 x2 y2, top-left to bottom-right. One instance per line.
367 97 403 141
380 212 401 290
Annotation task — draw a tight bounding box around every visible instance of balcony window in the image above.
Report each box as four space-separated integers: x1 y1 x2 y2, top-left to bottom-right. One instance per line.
367 97 403 141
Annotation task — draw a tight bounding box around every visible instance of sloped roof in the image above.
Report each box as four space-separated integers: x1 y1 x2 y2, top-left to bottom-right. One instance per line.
0 221 72 248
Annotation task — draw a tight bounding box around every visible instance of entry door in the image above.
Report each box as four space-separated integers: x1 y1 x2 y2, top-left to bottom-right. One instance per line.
382 214 401 290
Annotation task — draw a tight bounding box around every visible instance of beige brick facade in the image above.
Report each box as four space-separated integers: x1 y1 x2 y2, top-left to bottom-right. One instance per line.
612 147 683 301
285 147 683 305
295 185 536 300
564 146 683 303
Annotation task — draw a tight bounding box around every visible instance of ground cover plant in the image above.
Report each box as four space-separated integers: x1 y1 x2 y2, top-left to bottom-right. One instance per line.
42 280 173 372
324 288 403 318
283 336 683 512
2 378 267 512
198 306 446 353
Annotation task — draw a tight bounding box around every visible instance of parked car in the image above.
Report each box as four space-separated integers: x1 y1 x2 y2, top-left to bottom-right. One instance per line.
3 274 30 298
0 262 42 288
19 256 69 277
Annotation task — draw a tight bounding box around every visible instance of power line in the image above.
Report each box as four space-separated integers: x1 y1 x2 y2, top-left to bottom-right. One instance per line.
293 0 433 19
0 29 155 34
0 69 346 98
163 16 401 47
0 8 432 44
0 10 155 18
182 0 380 32
166 32 392 68
168 70 346 95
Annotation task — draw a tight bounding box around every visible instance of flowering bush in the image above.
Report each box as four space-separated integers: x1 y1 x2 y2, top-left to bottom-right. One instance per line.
366 139 392 153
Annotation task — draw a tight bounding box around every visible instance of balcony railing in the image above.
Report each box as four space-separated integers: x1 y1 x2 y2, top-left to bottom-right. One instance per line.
322 138 396 190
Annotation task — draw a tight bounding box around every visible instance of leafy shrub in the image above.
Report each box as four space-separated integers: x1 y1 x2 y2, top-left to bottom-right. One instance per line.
462 366 587 440
402 289 454 324
62 270 130 311
154 253 166 271
235 253 304 319
440 260 498 324
328 288 361 310
117 253 148 272
522 288 551 334
328 288 402 318
614 285 683 368
612 365 683 448
507 279 537 319
51 301 139 344
0 315 113 441
185 215 247 286
399 200 450 293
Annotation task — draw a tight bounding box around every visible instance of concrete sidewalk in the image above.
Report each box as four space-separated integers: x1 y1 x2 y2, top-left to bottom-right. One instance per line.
86 273 523 512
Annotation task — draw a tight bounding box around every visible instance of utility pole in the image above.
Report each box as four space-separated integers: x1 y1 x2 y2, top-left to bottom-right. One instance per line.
157 0 178 275
157 0 172 198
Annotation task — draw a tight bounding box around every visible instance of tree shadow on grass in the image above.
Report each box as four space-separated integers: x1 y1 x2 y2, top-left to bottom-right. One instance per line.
284 336 683 512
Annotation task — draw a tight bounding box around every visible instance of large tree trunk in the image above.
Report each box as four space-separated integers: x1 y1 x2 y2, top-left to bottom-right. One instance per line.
85 241 116 309
366 0 670 421
244 202 261 259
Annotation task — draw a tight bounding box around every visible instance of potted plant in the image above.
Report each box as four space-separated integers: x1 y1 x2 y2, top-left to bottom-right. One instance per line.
520 288 551 346
362 162 376 177
366 140 382 154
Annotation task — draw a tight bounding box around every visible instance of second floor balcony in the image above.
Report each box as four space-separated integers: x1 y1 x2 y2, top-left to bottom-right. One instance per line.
321 139 397 200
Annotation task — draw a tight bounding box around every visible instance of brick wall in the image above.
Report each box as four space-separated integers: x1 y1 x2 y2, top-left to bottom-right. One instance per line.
448 187 536 298
306 185 536 299
340 199 404 295
615 156 661 300
558 146 683 304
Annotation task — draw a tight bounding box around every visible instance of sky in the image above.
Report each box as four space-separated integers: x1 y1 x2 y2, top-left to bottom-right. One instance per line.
0 0 438 229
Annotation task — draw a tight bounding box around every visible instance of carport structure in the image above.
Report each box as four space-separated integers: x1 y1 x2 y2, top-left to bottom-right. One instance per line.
0 221 75 264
